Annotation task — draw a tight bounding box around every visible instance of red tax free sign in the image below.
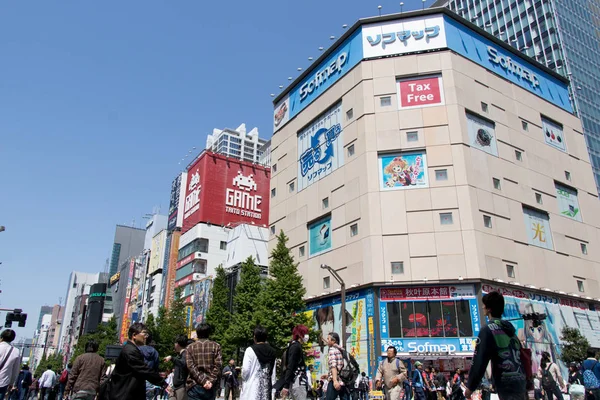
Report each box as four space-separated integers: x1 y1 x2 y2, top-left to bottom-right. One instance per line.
398 76 443 108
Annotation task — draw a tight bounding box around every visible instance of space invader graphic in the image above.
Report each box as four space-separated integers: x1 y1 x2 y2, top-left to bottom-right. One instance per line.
232 171 257 191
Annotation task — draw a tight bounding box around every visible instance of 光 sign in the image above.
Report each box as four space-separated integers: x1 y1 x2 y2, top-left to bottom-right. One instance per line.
273 29 363 133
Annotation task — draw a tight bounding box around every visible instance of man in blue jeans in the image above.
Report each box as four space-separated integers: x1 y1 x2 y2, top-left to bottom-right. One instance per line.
411 362 426 400
582 348 600 400
326 332 349 400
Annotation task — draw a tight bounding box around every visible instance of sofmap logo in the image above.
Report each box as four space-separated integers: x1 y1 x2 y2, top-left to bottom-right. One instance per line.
299 53 347 101
487 46 540 88
299 123 342 177
367 25 440 49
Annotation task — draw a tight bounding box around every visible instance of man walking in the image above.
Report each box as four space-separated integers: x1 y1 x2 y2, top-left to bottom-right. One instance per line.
222 360 238 400
0 330 20 400
16 365 32 400
38 365 57 400
65 339 106 400
375 346 407 400
274 324 310 400
57 363 71 400
186 323 222 400
164 335 191 400
411 362 426 400
107 322 166 399
240 326 277 400
582 348 600 400
465 291 526 400
325 332 348 400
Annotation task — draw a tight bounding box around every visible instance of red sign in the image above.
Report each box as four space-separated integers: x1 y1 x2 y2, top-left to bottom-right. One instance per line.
381 286 451 300
176 253 196 269
398 76 443 108
181 152 271 234
176 274 193 288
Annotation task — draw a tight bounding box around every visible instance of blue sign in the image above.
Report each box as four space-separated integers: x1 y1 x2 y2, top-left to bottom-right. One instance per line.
300 124 342 177
380 337 477 354
308 215 332 256
443 16 572 113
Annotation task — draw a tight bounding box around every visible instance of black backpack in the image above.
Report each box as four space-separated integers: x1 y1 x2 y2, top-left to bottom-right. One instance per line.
542 364 556 389
339 349 360 387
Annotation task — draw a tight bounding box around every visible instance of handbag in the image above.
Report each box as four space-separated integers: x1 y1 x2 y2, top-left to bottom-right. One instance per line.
570 379 585 397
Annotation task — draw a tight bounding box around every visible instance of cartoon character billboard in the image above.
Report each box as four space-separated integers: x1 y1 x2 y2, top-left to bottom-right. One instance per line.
306 289 375 377
192 278 213 327
379 152 428 190
308 216 332 257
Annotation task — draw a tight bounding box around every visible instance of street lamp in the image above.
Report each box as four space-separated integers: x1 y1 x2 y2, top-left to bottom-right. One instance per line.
320 264 346 350
0 226 5 233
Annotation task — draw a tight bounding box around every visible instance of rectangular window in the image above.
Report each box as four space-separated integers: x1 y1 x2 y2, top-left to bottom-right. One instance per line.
350 223 358 237
484 215 492 228
515 150 523 161
391 261 404 274
270 225 276 235
565 171 572 181
577 280 585 292
272 163 277 173
535 193 543 204
299 246 305 257
219 241 227 251
323 276 330 289
380 96 392 107
441 301 458 336
507 264 515 278
387 303 402 338
414 302 430 337
401 302 416 337
428 302 444 337
407 131 419 142
522 120 529 131
435 169 448 181
271 188 276 198
481 102 489 113
347 144 355 157
493 178 501 190
322 197 329 209
456 299 474 337
440 212 453 225
581 243 588 255
289 182 295 192
346 109 354 120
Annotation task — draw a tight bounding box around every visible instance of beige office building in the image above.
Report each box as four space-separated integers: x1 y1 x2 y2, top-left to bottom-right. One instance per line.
269 9 600 377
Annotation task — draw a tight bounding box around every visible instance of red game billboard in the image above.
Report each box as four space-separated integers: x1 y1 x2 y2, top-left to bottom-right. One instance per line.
181 152 271 233
397 75 444 109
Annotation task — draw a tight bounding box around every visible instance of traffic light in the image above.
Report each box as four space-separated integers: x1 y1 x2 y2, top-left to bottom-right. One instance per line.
522 312 547 327
4 309 27 328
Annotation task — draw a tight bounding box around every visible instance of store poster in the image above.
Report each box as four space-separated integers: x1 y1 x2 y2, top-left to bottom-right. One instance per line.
542 117 567 152
192 277 213 327
308 215 332 256
466 112 498 156
379 152 428 190
306 289 374 377
555 183 582 221
523 207 554 250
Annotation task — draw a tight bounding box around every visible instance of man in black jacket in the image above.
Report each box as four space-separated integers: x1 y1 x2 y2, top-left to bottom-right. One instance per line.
107 323 165 400
275 324 310 400
165 335 191 400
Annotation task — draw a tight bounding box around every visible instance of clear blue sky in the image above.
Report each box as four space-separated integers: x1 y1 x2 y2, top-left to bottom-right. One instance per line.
0 0 434 341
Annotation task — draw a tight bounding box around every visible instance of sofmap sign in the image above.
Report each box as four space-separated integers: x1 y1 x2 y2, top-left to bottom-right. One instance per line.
273 29 363 132
380 337 477 354
443 16 572 112
362 15 447 59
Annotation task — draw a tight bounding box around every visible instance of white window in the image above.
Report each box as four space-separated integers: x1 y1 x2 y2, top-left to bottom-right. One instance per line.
535 193 543 204
581 243 588 255
271 188 276 198
289 182 295 193
577 279 585 292
323 276 331 289
506 264 515 278
440 212 453 225
347 144 355 157
522 120 529 131
299 245 305 257
515 150 523 161
391 261 404 275
350 223 358 237
435 169 448 181
380 96 392 107
565 171 572 181
346 109 354 120
219 241 227 251
322 197 329 209
484 215 492 228
493 178 501 190
272 163 277 173
481 102 489 113
407 131 419 142
270 225 276 235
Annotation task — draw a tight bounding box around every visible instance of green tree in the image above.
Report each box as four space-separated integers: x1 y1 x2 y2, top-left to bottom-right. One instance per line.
225 256 264 360
560 326 589 364
256 231 311 355
205 265 231 347
154 288 188 362
70 316 119 364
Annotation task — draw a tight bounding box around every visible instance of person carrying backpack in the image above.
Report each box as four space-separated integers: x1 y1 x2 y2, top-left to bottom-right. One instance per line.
375 346 407 400
582 348 600 400
274 325 310 400
357 373 369 400
325 332 350 400
540 351 565 400
57 363 71 400
465 291 526 400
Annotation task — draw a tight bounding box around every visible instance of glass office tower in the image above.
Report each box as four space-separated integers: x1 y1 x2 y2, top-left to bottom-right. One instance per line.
433 0 600 193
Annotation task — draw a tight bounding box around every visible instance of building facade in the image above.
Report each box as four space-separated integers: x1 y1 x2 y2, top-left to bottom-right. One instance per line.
109 225 146 277
432 0 600 194
206 123 268 164
35 306 52 332
270 8 600 378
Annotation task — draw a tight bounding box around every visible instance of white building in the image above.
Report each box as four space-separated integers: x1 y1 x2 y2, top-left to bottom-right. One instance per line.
205 123 268 164
31 314 52 372
224 224 269 269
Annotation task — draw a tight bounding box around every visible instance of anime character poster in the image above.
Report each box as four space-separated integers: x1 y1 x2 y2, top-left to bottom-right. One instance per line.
192 278 213 327
379 152 428 190
306 291 371 378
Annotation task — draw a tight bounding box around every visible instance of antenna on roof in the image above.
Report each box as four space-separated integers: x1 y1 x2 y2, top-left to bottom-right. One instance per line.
378 5 382 16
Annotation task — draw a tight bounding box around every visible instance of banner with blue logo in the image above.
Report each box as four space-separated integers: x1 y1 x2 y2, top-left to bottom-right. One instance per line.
308 215 332 256
297 102 344 191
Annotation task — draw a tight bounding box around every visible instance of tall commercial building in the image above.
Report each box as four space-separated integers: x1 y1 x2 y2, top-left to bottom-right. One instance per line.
205 123 268 164
109 225 146 277
432 0 600 193
35 306 52 332
270 8 600 378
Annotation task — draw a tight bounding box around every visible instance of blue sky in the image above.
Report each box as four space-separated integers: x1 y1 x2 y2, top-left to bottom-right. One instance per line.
0 0 434 341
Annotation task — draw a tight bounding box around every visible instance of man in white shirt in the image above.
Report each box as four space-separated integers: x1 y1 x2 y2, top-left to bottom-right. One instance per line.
0 329 20 400
38 365 57 400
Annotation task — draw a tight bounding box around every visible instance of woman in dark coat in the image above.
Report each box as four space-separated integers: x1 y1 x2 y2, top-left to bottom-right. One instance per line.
106 323 165 400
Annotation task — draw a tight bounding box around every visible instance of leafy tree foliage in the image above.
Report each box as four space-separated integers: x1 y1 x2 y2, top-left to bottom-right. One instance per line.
560 326 590 364
205 266 231 347
69 316 119 364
